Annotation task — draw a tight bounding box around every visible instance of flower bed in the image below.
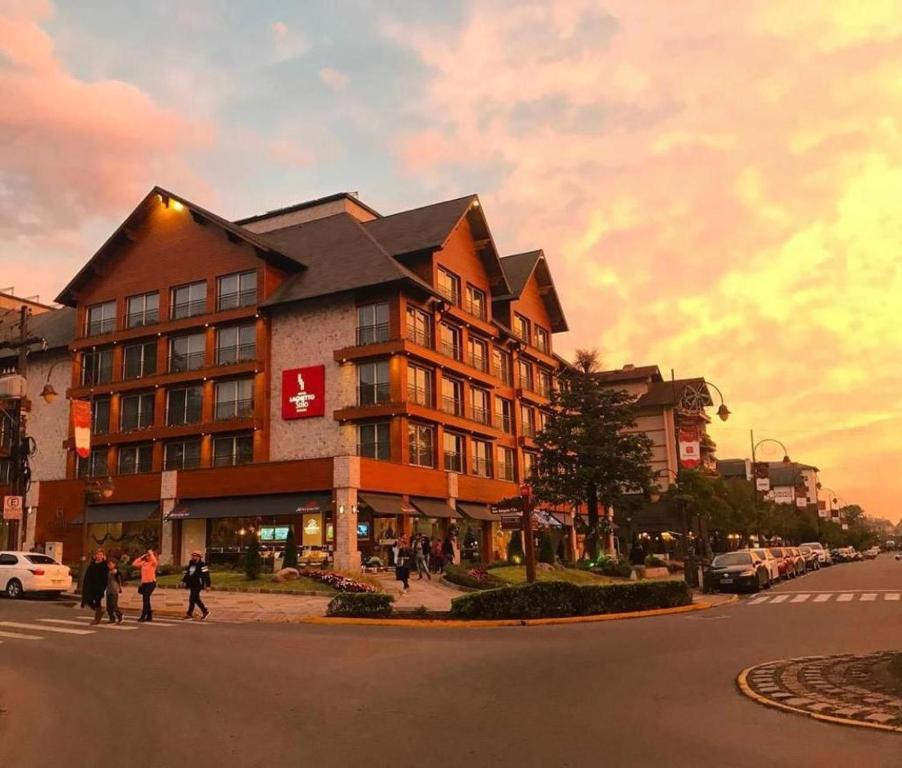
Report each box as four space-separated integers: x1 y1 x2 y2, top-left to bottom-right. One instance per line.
327 593 395 617
305 571 377 593
443 564 507 590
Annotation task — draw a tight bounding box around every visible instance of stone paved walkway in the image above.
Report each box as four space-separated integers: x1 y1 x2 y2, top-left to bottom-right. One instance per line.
373 571 466 612
740 652 902 732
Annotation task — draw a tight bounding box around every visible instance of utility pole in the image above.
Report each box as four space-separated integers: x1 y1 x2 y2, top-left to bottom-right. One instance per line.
520 483 537 583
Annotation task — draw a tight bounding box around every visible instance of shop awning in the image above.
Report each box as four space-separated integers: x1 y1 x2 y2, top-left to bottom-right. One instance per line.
73 502 160 525
411 497 462 519
174 493 331 520
535 510 564 528
358 493 416 517
457 502 496 521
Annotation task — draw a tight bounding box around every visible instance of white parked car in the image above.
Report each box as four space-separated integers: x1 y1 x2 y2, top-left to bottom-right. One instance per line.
0 551 72 598
863 546 880 560
750 548 781 584
800 541 832 565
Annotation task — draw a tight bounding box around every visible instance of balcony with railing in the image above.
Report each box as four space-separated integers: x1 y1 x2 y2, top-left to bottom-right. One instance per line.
464 297 487 321
358 383 391 406
356 323 390 346
217 288 257 312
216 342 257 366
171 298 208 320
493 413 513 433
214 398 254 421
441 395 464 418
497 462 515 482
438 284 459 305
407 384 432 408
468 352 488 372
86 317 116 337
471 457 492 478
169 350 206 373
493 365 513 386
406 323 432 348
521 422 536 439
470 405 490 426
440 340 462 361
126 308 159 329
444 451 463 473
358 441 391 460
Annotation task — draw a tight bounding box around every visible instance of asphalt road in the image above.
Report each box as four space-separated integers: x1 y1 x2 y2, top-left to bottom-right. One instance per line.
2 555 900 768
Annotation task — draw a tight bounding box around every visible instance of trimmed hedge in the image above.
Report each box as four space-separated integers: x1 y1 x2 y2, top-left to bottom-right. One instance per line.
450 579 691 620
443 564 507 590
326 592 395 618
592 558 633 578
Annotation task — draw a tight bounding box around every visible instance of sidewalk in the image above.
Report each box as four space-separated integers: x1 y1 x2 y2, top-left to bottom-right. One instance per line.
373 571 466 611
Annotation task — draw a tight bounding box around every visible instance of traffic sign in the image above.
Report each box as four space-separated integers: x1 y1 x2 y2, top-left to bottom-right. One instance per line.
3 495 23 521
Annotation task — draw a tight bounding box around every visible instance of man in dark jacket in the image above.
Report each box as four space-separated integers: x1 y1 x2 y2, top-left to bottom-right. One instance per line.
181 550 211 620
81 548 108 625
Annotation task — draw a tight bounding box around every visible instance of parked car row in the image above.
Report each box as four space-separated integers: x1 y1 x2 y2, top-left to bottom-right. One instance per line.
0 550 72 599
708 545 824 593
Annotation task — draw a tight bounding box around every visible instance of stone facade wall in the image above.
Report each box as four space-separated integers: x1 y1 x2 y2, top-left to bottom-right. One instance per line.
24 350 70 483
269 297 357 461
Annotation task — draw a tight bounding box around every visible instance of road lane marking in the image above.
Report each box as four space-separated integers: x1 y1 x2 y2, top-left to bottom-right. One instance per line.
747 596 770 605
0 630 45 640
72 615 178 627
860 593 877 601
39 618 137 631
0 621 94 636
885 593 900 601
836 593 855 602
770 595 790 603
790 594 811 603
813 594 832 602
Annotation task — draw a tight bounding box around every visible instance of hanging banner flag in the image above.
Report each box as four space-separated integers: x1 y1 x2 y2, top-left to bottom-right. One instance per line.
72 399 92 459
678 427 701 469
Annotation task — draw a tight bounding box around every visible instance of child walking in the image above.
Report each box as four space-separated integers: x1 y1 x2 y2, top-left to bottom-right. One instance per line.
106 559 124 624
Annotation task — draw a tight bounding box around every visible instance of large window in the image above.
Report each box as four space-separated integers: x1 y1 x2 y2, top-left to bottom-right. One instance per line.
215 379 254 421
444 432 464 473
120 392 154 431
535 326 550 354
217 271 257 311
86 301 116 336
357 302 390 345
164 439 201 471
492 347 513 385
441 376 464 417
494 397 513 433
537 367 553 398
357 361 390 405
407 364 433 407
167 385 203 426
216 324 256 366
523 451 536 480
470 387 490 425
358 423 390 461
406 306 432 347
170 281 207 320
126 292 159 329
118 444 153 475
82 348 113 385
517 359 534 391
520 404 536 438
471 439 492 478
468 337 488 372
213 433 254 467
123 340 157 380
465 285 487 320
437 267 460 305
408 423 434 467
513 313 530 343
92 396 111 435
169 333 206 373
439 323 462 360
497 446 515 481
78 447 108 478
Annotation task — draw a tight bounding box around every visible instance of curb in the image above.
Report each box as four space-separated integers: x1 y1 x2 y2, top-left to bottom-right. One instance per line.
736 665 902 735
302 594 737 629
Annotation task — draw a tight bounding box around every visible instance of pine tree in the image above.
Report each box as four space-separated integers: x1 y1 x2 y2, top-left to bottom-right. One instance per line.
283 528 299 570
507 531 524 564
533 349 653 560
245 533 262 580
538 530 555 565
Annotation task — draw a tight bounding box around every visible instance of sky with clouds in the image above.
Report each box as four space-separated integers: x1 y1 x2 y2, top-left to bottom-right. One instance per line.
2 1 900 522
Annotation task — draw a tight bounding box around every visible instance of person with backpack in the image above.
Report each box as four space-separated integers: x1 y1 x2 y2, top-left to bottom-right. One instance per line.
181 549 211 620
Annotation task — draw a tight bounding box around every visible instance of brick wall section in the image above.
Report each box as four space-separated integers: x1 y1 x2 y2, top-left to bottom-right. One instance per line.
269 297 357 460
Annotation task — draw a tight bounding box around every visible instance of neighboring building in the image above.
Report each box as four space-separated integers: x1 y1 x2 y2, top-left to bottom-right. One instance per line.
717 458 827 518
21 187 569 570
0 291 55 316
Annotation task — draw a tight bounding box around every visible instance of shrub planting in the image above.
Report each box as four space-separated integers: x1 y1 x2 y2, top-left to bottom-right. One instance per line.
443 564 507 590
282 529 299 570
450 579 691 620
592 557 633 578
326 592 394 618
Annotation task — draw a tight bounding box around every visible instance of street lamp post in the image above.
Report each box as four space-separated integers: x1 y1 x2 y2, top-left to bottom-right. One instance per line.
652 468 698 588
817 485 840 541
749 433 792 545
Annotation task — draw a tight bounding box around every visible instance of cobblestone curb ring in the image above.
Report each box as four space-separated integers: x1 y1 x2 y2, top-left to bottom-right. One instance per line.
737 653 902 733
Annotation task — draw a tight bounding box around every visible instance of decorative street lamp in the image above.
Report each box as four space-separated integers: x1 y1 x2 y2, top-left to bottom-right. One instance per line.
704 381 732 422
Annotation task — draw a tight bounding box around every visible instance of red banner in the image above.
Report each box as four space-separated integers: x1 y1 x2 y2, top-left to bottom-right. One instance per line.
72 399 92 459
282 365 325 419
678 426 700 469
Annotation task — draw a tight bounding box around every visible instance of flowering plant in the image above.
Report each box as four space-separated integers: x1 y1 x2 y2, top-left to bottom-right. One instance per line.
306 570 377 593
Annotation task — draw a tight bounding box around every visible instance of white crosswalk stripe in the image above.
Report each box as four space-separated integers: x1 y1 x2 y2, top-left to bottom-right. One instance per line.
813 594 831 602
39 618 137 632
860 593 878 601
0 613 216 646
0 621 94 636
837 593 855 602
745 591 900 605
769 595 790 603
0 629 45 640
790 594 811 603
885 593 900 601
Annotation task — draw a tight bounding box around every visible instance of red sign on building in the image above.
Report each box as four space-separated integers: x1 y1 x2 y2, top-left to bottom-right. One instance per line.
72 399 92 459
678 426 701 469
281 366 325 419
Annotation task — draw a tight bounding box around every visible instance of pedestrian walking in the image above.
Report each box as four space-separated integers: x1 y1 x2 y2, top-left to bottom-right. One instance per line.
395 538 412 592
430 537 443 573
415 535 431 581
105 559 124 624
81 548 108 625
181 549 211 620
441 535 454 571
132 548 158 622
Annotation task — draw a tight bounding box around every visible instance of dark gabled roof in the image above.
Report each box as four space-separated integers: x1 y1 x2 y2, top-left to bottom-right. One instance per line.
364 195 511 296
0 307 75 365
495 250 568 333
598 365 663 383
635 378 711 409
234 192 380 226
259 213 438 308
56 187 304 306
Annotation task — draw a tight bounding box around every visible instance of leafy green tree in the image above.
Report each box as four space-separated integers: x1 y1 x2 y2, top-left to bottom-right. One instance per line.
533 349 654 559
538 531 555 565
245 534 262 580
282 528 299 569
